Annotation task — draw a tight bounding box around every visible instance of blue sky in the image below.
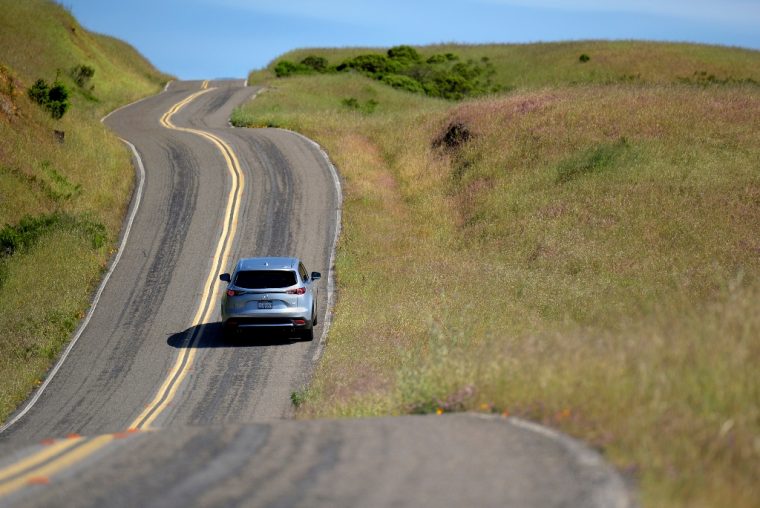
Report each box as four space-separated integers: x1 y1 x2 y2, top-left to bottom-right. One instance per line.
64 0 760 79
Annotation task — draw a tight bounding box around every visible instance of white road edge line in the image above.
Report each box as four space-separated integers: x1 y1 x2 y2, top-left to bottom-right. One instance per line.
217 88 338 361
101 88 167 124
508 417 632 508
1 86 175 433
1 84 178 432
0 138 146 434
278 130 342 363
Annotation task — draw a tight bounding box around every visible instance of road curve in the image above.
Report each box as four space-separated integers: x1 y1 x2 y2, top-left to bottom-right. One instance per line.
0 79 338 444
0 81 631 507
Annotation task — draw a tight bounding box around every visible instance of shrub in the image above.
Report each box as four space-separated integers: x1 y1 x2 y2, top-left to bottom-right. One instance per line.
381 74 425 94
27 78 69 119
452 60 484 81
419 59 496 100
0 214 60 257
274 60 296 77
435 74 470 100
579 53 591 63
337 54 400 74
330 49 496 101
426 54 448 65
274 60 310 77
341 97 378 114
341 97 360 109
27 79 49 104
46 81 70 119
432 122 472 151
300 55 328 72
70 64 95 88
291 389 308 407
387 45 421 65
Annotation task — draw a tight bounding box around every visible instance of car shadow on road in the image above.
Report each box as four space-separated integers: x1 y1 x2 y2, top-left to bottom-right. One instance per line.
166 322 299 349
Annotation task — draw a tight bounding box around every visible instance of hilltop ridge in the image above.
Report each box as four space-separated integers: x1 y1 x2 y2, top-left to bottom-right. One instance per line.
257 40 760 94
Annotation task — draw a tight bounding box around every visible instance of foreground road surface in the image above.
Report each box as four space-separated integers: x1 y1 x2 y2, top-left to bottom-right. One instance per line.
2 415 629 507
0 81 631 507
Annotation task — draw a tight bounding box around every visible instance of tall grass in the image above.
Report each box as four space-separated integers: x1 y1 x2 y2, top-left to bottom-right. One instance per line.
0 0 169 421
238 43 760 507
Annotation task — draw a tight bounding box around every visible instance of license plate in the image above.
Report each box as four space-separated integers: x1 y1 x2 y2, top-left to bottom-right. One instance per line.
258 301 273 309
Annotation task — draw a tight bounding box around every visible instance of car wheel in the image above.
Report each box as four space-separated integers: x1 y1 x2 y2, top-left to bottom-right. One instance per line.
312 305 318 326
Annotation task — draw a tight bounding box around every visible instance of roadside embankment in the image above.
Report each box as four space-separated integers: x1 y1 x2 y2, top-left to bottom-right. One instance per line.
237 42 760 507
0 0 170 422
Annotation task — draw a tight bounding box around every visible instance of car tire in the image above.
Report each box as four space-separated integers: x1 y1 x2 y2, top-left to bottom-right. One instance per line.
312 305 318 326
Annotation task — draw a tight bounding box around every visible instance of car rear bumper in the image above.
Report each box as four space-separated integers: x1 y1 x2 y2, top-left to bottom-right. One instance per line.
222 315 313 331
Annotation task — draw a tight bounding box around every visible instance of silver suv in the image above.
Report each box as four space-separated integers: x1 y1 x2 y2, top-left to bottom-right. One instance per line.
219 257 321 340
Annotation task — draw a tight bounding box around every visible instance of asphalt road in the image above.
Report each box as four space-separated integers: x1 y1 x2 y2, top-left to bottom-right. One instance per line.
0 81 631 507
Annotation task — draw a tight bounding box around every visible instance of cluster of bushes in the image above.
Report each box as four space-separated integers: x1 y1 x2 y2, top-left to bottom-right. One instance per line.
26 64 97 119
273 46 499 100
27 78 69 119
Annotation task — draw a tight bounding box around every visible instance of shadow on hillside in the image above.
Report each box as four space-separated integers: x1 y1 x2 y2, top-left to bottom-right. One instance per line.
166 322 297 349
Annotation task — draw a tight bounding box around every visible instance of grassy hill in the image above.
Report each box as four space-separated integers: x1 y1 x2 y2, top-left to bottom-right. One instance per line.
238 41 760 507
0 0 169 422
255 40 760 93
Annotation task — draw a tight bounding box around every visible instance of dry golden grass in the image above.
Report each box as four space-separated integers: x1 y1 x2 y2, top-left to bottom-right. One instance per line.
239 45 760 506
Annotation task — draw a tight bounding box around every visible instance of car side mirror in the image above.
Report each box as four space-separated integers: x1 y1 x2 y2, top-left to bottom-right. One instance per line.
311 272 321 281
219 273 231 282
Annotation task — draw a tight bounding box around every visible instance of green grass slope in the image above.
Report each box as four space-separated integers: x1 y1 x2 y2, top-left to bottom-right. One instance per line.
238 42 760 507
0 0 170 422
0 0 170 112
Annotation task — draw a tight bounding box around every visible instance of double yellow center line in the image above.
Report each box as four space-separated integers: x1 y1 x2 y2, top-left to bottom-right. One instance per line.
130 86 245 430
0 82 245 497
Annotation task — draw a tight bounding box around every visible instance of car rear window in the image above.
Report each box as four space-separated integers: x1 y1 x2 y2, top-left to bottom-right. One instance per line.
234 270 297 289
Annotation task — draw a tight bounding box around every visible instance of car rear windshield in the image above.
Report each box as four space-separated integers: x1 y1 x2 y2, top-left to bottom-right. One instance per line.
234 270 297 289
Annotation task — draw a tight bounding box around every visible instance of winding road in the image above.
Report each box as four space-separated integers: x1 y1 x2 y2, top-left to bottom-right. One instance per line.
0 81 631 507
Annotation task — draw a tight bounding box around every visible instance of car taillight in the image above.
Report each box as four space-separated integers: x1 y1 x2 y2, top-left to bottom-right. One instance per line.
287 287 306 295
227 289 240 297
